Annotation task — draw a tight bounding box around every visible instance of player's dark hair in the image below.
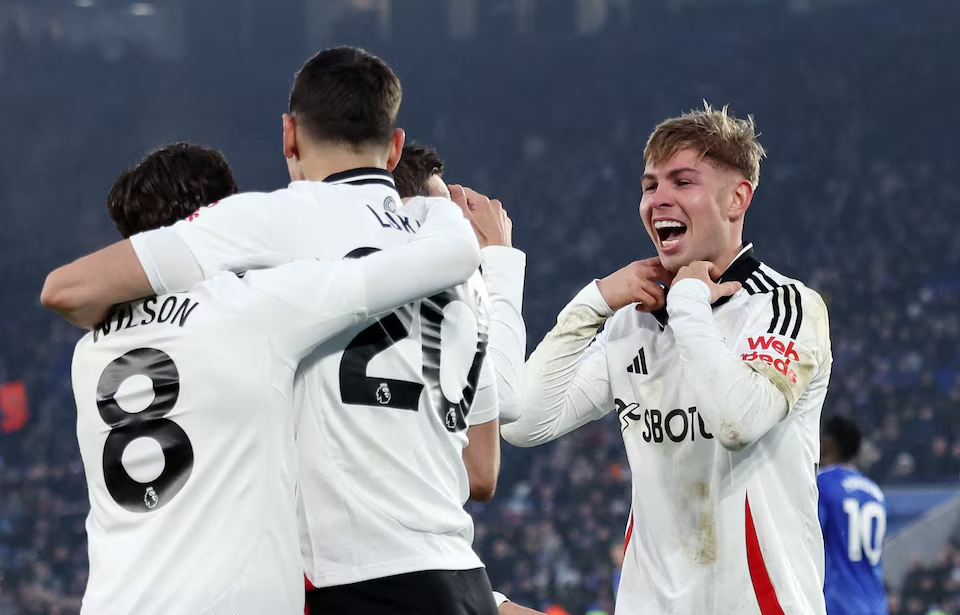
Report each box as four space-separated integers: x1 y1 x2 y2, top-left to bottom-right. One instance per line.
393 143 444 198
823 416 862 462
106 143 238 238
289 46 402 150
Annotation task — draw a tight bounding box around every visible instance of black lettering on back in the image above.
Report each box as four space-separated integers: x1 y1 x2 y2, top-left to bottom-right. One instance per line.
171 299 200 327
141 297 158 325
157 297 178 323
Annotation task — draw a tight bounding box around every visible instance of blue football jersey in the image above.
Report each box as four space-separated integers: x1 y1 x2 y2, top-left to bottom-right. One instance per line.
817 465 889 615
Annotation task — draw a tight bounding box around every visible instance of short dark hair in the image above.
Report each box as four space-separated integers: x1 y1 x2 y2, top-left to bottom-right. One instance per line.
393 143 444 198
107 143 238 238
289 46 402 150
823 416 862 462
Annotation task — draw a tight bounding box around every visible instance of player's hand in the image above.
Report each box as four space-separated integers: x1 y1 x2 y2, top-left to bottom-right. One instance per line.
448 184 511 248
499 602 547 615
596 257 674 313
673 261 742 303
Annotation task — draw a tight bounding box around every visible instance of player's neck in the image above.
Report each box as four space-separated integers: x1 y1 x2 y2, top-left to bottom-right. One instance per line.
295 150 390 184
710 239 747 279
820 459 852 469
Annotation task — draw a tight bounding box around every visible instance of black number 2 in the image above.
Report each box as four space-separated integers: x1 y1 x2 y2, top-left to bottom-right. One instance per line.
96 348 194 512
339 248 488 432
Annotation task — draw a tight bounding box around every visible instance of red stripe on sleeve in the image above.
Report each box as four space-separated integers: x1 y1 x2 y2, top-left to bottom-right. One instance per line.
745 496 786 615
623 512 635 556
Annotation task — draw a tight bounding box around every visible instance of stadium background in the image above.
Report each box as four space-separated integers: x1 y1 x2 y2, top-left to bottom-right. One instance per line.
1 0 958 613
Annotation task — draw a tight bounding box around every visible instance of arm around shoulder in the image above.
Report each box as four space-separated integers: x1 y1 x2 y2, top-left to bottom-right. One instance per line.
41 239 153 329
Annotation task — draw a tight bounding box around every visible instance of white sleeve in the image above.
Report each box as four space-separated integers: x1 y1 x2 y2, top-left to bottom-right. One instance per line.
246 261 367 365
479 246 527 424
666 278 829 451
250 197 482 363
363 197 480 315
492 592 509 607
129 192 296 295
500 281 615 447
467 354 500 426
129 226 205 295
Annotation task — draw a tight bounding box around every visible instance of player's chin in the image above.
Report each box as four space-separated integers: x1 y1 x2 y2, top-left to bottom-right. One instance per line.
655 249 685 275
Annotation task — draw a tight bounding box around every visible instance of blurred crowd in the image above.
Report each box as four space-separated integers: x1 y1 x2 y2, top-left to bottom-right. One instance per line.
1 0 959 613
892 541 960 615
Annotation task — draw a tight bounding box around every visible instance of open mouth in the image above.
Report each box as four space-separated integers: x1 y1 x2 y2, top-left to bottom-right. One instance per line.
654 220 687 250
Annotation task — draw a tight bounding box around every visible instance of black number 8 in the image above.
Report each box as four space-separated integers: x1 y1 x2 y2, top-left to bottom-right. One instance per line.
96 348 194 513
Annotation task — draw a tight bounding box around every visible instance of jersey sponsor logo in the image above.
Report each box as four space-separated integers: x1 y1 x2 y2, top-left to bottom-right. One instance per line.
741 335 799 384
616 399 713 442
383 196 397 213
625 347 648 375
616 399 643 431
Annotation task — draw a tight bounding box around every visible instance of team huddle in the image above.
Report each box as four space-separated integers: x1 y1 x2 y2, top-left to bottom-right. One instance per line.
41 46 887 615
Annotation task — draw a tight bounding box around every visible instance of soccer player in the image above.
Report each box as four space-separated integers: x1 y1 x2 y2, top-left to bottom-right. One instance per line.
393 144 543 615
61 143 483 614
43 47 522 615
818 416 889 615
502 104 833 614
393 142 526 503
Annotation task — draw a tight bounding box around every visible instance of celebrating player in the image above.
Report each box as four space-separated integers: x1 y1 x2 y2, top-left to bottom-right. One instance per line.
59 143 482 614
393 143 543 615
393 143 526 499
818 416 889 615
42 47 524 614
502 104 833 614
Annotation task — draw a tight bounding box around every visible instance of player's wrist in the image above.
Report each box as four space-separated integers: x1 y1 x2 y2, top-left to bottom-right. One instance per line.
586 280 616 316
595 276 626 312
669 277 712 303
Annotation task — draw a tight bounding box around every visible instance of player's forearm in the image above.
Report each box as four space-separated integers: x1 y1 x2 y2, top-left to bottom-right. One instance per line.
480 247 527 424
667 279 788 451
363 199 480 314
41 240 153 329
464 419 501 502
501 282 613 447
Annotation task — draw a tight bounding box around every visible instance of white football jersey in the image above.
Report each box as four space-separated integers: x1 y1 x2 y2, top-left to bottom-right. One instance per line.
129 169 498 587
72 260 378 615
506 246 832 615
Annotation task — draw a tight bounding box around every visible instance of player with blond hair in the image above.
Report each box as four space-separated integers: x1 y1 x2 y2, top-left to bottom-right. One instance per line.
503 104 832 615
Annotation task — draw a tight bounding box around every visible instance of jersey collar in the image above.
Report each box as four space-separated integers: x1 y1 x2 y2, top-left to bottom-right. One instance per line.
323 167 396 189
652 242 760 328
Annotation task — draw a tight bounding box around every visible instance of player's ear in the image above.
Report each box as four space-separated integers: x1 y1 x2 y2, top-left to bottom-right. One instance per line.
728 178 754 221
386 128 405 172
282 113 299 161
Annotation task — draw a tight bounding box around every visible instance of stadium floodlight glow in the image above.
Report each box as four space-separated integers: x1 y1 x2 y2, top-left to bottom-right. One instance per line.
129 3 156 16
75 0 94 7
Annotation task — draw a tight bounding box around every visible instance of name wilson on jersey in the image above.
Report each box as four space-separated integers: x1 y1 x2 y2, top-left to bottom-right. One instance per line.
93 295 200 343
